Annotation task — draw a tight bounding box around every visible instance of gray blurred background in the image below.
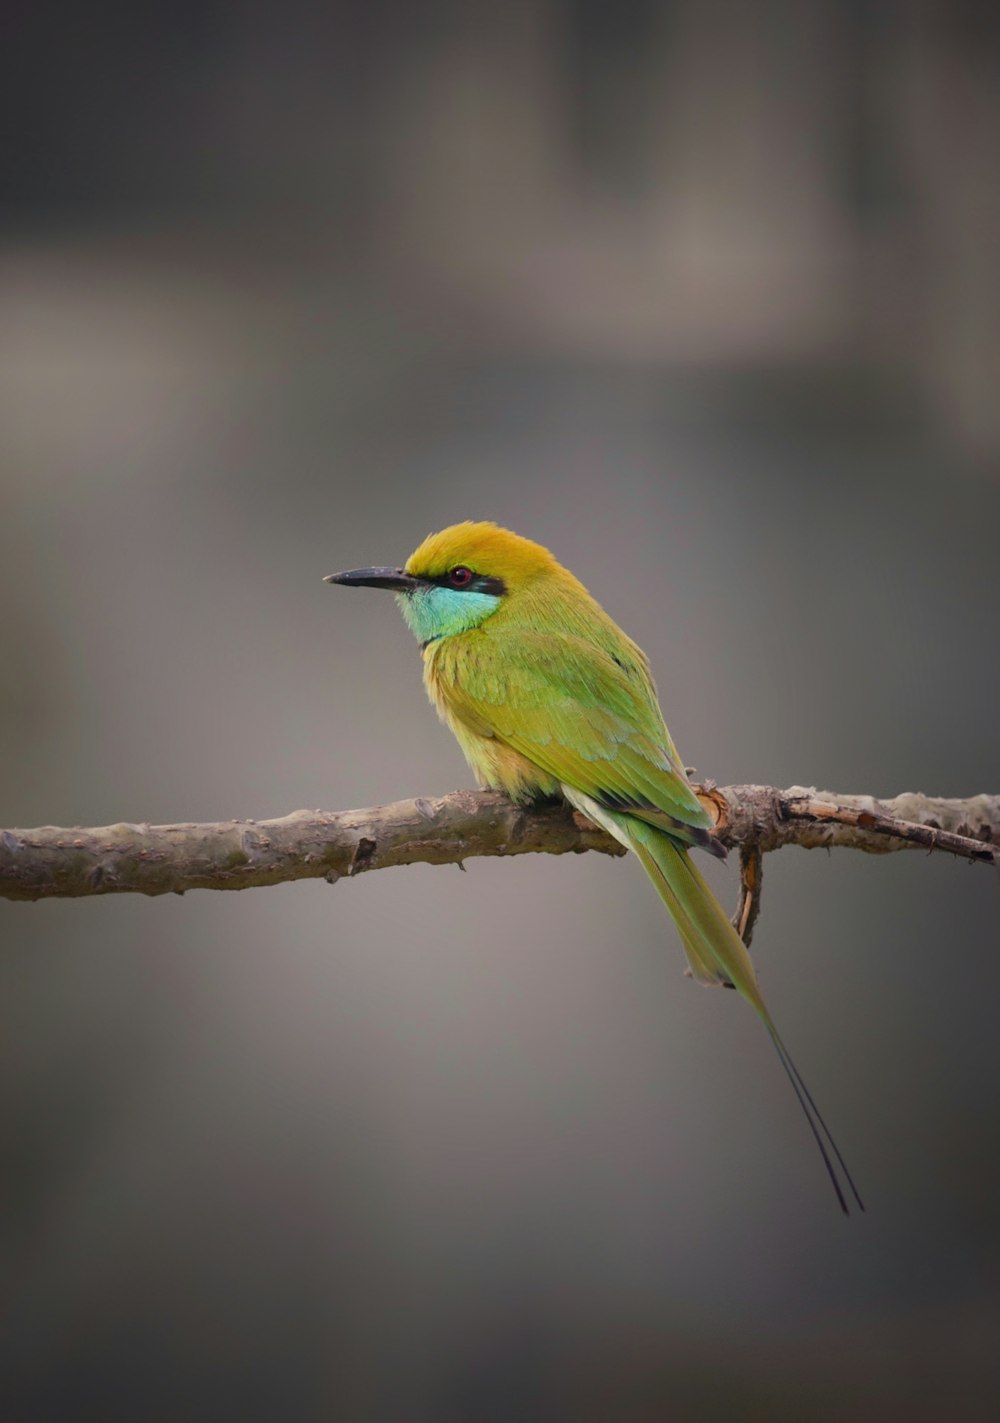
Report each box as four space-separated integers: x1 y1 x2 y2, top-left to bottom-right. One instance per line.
2 2 999 1419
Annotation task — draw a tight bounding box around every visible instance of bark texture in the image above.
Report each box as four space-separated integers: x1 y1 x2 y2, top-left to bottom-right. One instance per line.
1 787 996 903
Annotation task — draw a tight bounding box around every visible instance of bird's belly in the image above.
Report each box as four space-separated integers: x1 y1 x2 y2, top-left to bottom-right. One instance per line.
450 715 560 802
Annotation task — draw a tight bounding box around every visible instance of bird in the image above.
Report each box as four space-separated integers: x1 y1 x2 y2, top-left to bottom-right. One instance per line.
325 520 862 1214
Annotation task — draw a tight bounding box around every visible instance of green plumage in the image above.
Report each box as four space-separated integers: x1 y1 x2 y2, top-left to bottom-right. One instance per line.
327 520 862 1214
431 624 758 993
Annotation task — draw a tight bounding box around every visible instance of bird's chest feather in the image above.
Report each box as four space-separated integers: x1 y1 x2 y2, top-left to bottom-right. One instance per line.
421 636 559 802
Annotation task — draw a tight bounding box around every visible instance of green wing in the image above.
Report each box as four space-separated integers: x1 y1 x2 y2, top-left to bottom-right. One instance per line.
441 627 713 840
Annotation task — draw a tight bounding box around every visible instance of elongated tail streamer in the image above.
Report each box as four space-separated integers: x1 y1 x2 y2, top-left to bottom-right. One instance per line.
620 814 864 1214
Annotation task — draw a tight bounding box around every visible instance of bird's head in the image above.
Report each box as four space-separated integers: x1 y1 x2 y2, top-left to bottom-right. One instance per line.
324 521 559 647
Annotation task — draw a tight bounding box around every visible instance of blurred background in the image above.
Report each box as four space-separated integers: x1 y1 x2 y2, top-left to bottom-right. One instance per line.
2 1 999 1418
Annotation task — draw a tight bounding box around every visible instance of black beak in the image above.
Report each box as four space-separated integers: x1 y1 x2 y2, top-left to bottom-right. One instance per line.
323 566 421 592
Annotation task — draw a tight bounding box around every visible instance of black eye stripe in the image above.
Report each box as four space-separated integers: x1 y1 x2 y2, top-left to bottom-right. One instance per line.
426 570 507 596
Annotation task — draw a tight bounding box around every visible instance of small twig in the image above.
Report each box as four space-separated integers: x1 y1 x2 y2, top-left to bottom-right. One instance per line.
781 792 997 862
732 843 764 948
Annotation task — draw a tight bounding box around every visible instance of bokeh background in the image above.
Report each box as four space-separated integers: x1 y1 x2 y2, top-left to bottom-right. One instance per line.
2 2 999 1419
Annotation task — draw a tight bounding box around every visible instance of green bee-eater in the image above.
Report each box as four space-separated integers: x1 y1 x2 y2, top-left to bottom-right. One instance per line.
326 521 861 1214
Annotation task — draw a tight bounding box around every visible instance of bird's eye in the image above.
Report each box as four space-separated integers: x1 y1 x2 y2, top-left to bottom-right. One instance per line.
448 566 474 587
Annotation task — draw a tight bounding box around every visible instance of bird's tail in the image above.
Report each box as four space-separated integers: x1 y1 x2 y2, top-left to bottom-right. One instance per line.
626 818 864 1216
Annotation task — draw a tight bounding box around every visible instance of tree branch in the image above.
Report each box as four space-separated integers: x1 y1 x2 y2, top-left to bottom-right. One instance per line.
1 786 996 905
